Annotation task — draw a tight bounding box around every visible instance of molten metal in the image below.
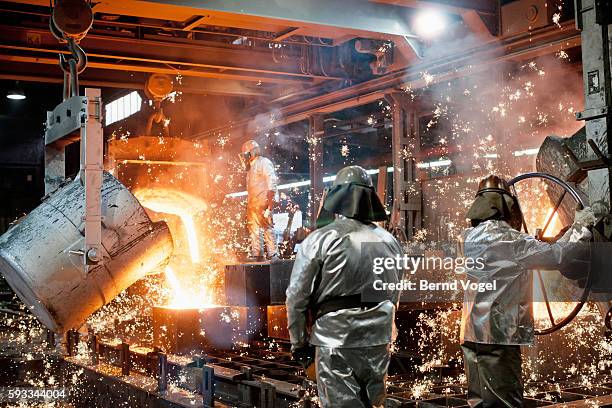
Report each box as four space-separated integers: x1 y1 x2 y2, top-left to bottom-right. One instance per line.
134 187 219 308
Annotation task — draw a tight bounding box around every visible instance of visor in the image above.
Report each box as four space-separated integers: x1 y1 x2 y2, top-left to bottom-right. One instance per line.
238 151 252 169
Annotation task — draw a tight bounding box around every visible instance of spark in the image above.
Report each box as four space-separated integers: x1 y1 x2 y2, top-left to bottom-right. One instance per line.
340 144 350 157
421 72 435 86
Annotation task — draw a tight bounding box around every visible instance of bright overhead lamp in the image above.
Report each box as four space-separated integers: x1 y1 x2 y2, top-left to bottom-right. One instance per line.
6 88 26 100
413 9 447 39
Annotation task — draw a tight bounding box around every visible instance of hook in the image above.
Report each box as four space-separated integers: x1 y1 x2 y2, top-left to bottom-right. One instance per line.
49 17 66 43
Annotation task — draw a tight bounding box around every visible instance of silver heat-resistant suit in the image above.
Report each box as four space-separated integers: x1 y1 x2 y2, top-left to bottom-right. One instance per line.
287 218 403 407
286 165 402 408
460 175 594 408
246 155 278 258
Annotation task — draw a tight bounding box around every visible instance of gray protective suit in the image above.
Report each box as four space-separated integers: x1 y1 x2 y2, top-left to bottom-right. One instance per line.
286 217 403 408
460 218 592 407
246 155 278 258
460 219 592 345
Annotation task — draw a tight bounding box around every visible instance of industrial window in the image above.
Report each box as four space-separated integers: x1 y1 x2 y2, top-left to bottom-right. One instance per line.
105 91 142 126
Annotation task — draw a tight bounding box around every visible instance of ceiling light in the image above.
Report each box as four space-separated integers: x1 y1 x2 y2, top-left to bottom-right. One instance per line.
416 159 452 169
6 88 26 100
413 9 447 39
513 148 539 157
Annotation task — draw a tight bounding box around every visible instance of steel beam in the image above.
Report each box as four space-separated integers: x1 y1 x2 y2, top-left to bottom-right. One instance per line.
309 114 325 228
143 0 420 38
0 51 308 85
387 92 422 242
0 24 338 84
0 64 268 97
193 21 580 139
371 0 497 15
576 0 612 218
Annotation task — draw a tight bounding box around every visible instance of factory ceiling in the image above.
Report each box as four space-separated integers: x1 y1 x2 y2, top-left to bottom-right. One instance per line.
0 0 499 100
0 0 582 141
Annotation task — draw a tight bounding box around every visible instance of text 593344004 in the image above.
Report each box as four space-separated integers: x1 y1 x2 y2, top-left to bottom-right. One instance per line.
0 387 69 402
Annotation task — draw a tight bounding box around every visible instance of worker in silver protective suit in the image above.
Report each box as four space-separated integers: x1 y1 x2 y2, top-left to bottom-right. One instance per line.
460 175 596 408
286 165 404 408
239 140 279 260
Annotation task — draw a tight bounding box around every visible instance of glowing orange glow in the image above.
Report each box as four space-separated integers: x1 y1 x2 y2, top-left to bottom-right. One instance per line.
163 266 214 309
134 188 216 308
541 207 562 238
135 188 206 263
531 207 575 323
533 301 577 323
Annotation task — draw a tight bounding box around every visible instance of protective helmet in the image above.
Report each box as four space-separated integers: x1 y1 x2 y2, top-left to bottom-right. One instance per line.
239 140 261 168
475 175 512 196
466 175 523 230
317 165 387 227
333 165 374 187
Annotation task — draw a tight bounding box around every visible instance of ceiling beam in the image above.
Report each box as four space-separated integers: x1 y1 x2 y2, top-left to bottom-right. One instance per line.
370 0 497 16
274 27 302 41
0 51 305 86
192 20 580 139
371 0 500 36
0 24 343 83
181 15 209 31
142 0 420 38
0 61 270 96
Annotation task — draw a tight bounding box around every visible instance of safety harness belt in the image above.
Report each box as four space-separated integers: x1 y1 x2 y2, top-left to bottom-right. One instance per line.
314 294 379 320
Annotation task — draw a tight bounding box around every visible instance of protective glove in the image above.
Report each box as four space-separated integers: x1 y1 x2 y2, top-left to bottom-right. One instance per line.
291 344 315 367
574 206 597 228
292 345 316 380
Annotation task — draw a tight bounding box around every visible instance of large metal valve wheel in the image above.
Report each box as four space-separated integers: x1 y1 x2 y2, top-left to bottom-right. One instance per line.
508 172 591 335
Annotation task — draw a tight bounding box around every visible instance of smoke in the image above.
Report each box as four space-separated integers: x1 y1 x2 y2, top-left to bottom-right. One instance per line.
406 26 583 177
399 25 584 242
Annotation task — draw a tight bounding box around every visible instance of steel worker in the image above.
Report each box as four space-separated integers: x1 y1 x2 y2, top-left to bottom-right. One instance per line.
286 165 404 408
239 140 279 261
460 175 596 407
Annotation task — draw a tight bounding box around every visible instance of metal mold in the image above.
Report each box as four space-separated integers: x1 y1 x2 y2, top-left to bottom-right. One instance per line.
267 305 289 340
152 306 267 353
153 307 203 354
224 260 294 307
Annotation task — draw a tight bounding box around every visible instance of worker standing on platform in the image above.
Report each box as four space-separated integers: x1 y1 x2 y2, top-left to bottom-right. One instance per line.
460 175 596 407
239 140 279 261
286 165 403 408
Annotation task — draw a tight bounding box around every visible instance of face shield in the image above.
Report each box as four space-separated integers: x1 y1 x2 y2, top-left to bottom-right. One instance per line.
467 175 524 230
239 151 252 170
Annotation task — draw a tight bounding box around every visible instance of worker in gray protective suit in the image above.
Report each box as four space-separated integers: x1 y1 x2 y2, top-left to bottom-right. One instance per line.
286 165 404 408
460 175 596 408
239 140 279 260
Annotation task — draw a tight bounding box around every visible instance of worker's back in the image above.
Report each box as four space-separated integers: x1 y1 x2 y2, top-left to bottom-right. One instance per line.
287 217 404 348
460 219 534 346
